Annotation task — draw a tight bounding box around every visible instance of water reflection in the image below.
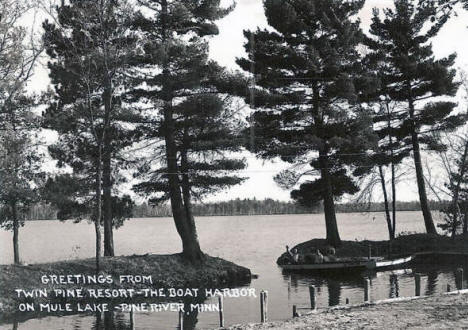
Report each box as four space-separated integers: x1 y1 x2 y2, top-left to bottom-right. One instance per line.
88 298 202 330
285 272 364 306
181 300 199 330
93 311 131 330
425 272 438 296
389 274 399 298
327 280 341 306
280 264 468 310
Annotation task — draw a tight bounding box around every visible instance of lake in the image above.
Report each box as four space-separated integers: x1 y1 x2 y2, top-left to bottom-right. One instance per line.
0 211 464 330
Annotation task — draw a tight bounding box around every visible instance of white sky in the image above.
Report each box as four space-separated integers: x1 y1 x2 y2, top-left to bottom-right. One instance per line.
28 0 468 203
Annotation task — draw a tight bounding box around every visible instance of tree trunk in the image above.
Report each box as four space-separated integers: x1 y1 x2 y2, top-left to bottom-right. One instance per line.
161 0 203 263
94 154 103 273
163 124 203 262
386 104 397 239
378 166 394 240
319 150 342 247
11 200 20 265
103 147 114 257
102 70 114 257
312 82 341 247
408 96 437 234
181 151 203 261
391 161 397 239
101 5 115 256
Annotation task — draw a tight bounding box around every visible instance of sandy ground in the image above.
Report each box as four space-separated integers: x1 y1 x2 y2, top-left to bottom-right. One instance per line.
223 293 468 330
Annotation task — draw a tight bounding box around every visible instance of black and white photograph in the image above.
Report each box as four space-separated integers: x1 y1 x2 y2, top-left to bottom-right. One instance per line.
1 0 468 329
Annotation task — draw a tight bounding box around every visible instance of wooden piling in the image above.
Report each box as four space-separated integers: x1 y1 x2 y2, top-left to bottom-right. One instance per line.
309 285 316 310
368 243 372 260
415 273 421 296
457 268 464 290
178 309 183 330
292 305 299 317
260 290 268 323
218 295 224 327
364 278 371 303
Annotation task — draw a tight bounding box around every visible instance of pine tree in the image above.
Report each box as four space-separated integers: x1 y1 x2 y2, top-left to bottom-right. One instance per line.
0 96 43 265
42 0 138 269
0 0 43 265
236 0 372 247
128 0 236 262
367 0 465 234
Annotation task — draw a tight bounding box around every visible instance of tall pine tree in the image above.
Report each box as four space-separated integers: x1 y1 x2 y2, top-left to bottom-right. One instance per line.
128 0 236 262
43 0 138 269
367 0 465 234
237 0 373 247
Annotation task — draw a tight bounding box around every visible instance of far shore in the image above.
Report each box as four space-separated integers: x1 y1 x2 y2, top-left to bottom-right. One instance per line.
20 209 431 222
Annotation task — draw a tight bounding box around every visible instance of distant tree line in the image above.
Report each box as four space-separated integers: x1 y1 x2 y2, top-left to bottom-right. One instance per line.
117 199 452 217
24 198 450 220
336 201 448 214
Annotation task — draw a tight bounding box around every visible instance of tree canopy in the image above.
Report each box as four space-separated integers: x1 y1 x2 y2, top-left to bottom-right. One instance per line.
236 0 374 246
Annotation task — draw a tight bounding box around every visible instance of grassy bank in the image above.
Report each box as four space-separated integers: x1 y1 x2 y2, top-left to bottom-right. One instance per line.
0 253 251 322
278 234 468 263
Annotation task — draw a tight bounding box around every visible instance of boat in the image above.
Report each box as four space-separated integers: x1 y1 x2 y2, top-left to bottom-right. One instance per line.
279 255 413 272
373 255 414 270
280 259 372 271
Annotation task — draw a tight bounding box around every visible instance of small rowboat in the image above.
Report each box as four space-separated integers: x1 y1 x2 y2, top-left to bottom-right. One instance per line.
279 255 413 272
373 255 413 270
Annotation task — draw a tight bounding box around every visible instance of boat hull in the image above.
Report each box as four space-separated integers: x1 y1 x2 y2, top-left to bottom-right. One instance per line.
374 255 413 270
279 256 413 272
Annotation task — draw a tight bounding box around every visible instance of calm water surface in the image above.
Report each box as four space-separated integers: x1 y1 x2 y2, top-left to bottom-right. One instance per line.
0 211 464 330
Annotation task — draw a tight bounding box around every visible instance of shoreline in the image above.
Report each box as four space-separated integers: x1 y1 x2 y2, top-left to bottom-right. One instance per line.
219 290 468 329
0 253 251 323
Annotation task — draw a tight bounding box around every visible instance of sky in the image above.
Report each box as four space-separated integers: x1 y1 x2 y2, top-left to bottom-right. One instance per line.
28 0 468 203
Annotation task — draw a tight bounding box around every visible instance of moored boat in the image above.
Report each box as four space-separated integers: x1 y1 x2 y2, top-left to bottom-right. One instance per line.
279 255 413 272
373 255 414 270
